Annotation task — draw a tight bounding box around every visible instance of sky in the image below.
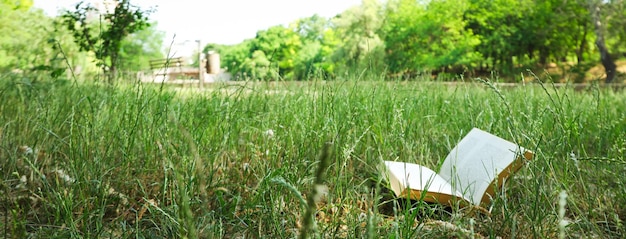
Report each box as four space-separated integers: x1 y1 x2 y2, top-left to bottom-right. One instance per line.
33 0 362 51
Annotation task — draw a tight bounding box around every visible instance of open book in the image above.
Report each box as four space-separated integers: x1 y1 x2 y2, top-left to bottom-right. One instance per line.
384 128 533 206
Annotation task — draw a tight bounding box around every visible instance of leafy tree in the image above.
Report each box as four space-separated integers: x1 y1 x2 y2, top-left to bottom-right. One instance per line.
294 14 331 42
205 40 256 80
251 25 302 79
566 2 595 64
214 16 342 80
465 0 595 75
331 0 385 73
382 0 481 76
605 0 626 56
463 0 529 72
1 0 32 10
204 0 624 82
291 15 337 79
524 0 591 65
0 4 45 70
241 50 273 80
0 4 80 79
62 0 151 83
293 41 323 79
315 28 342 77
118 23 164 72
588 0 617 83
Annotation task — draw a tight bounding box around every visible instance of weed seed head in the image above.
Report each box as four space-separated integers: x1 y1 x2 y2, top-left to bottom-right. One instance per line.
19 145 33 155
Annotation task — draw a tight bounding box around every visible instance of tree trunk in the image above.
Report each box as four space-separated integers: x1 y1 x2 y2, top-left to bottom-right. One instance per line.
539 47 549 66
108 64 117 84
590 3 617 83
108 52 119 84
576 20 588 64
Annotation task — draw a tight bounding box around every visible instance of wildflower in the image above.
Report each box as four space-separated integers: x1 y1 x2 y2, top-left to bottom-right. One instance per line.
242 163 250 172
54 169 75 184
265 129 275 138
107 185 129 205
358 212 367 221
15 175 28 190
19 146 33 155
313 184 328 202
569 151 579 168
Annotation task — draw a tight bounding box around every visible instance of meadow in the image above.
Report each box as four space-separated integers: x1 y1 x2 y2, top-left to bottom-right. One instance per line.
1 76 625 238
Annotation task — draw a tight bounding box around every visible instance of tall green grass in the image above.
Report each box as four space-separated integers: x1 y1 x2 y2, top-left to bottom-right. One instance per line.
1 76 624 238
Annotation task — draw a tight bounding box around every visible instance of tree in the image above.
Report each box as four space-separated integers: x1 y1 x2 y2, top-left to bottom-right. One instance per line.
0 3 45 70
241 50 273 80
208 40 255 80
332 0 385 73
118 23 164 72
382 0 481 76
463 0 530 72
605 0 626 56
62 0 151 83
294 14 330 42
250 25 302 79
1 0 32 10
588 0 617 83
291 15 337 79
0 3 81 79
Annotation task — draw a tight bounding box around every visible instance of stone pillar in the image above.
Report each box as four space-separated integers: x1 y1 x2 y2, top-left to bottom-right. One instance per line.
207 51 221 74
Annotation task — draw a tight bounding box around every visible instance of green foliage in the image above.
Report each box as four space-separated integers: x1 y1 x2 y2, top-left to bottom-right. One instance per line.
250 25 302 79
531 0 588 62
331 0 385 74
206 40 253 79
293 14 330 42
606 0 626 54
62 0 151 83
0 5 48 70
382 0 481 75
315 29 343 76
464 0 528 71
464 0 594 73
293 40 323 79
118 23 165 72
209 1 388 80
0 0 32 11
0 5 80 79
241 50 273 80
291 15 337 79
204 0 625 82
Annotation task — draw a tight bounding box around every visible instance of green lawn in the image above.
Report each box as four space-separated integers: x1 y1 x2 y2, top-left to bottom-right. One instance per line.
1 78 624 238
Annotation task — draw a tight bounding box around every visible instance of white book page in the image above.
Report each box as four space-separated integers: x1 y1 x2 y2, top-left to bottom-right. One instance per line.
438 128 523 205
385 161 467 202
